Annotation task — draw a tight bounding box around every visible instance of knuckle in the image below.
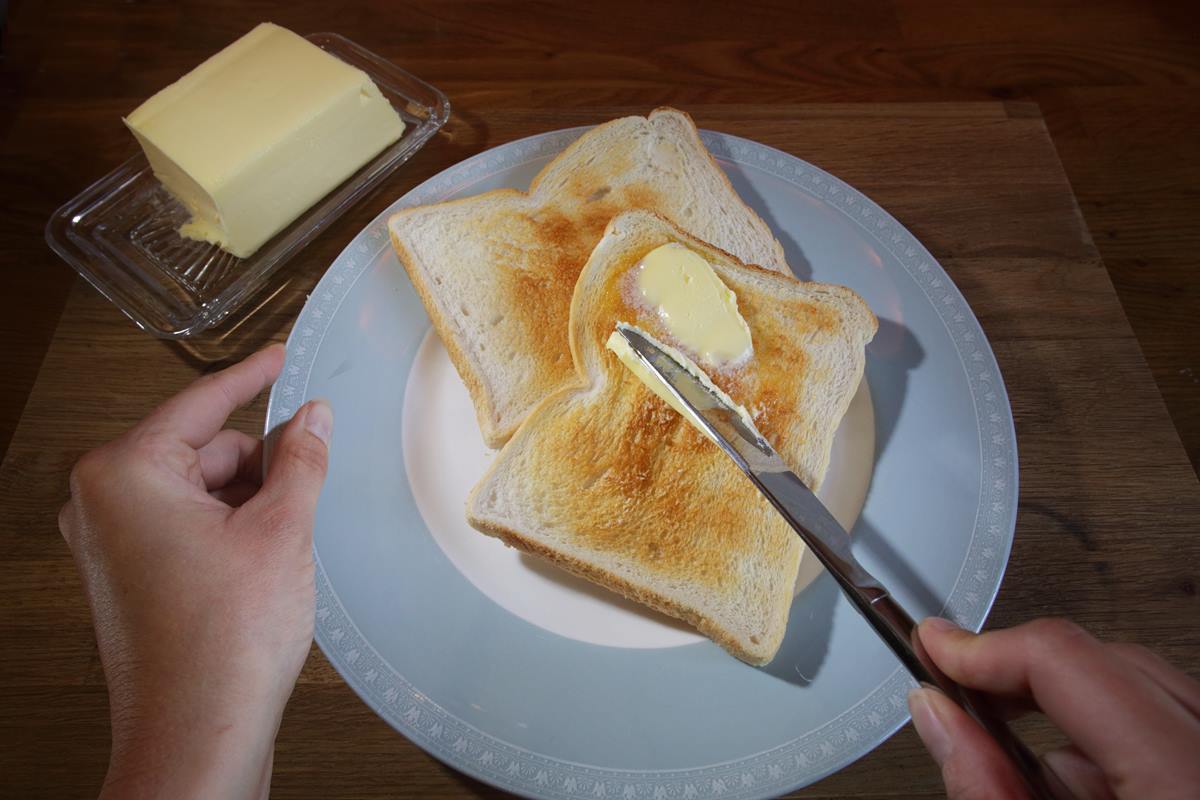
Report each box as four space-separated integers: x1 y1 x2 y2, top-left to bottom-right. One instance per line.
196 369 238 406
1107 641 1155 664
194 370 223 389
1028 617 1088 651
284 437 328 475
127 429 174 458
214 375 239 409
940 760 973 799
57 501 77 543
1108 640 1148 655
68 448 108 493
942 759 1025 800
128 430 194 473
255 502 300 538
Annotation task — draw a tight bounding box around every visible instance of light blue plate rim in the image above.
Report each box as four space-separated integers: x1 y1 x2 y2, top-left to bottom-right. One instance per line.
266 126 1018 799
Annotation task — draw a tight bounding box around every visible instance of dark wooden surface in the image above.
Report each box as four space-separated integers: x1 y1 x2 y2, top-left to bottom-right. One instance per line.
2 3 1199 799
3 0 1199 472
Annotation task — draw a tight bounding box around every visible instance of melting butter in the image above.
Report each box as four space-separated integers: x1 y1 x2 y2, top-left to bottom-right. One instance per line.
605 325 759 444
635 243 752 365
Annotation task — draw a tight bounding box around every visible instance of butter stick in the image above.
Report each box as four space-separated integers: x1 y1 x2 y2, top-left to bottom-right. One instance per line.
125 22 406 259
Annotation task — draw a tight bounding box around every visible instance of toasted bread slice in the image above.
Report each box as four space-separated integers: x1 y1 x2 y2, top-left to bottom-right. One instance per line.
389 108 789 447
467 211 877 664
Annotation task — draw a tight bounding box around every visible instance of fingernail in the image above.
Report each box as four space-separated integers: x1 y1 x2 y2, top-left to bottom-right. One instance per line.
908 688 952 765
305 400 333 447
923 616 960 635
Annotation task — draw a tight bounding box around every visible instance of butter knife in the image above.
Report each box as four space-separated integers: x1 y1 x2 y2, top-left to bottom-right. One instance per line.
617 327 1070 800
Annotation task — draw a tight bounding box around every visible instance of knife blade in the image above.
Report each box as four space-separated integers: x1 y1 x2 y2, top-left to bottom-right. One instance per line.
616 325 1070 800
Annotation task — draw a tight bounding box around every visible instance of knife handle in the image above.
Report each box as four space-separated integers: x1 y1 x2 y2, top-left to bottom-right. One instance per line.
859 591 1073 800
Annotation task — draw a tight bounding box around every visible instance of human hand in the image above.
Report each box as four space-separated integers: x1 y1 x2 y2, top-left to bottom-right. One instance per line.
908 617 1200 800
58 345 332 800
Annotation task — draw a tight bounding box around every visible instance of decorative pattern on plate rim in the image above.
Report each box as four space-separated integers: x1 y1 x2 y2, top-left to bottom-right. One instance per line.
266 127 1018 800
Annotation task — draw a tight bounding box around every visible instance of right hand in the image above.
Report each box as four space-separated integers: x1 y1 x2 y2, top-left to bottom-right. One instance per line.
907 617 1200 800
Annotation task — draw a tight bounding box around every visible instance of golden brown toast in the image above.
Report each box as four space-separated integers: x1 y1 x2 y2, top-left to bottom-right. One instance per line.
388 108 789 447
467 211 877 664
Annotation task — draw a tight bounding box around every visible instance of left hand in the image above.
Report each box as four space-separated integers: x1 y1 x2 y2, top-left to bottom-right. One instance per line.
59 344 333 799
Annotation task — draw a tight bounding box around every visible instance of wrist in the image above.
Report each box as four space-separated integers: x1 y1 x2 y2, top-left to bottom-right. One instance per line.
100 676 282 799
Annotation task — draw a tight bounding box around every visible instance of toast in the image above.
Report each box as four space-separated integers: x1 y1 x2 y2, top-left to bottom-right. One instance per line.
467 211 877 664
388 108 790 448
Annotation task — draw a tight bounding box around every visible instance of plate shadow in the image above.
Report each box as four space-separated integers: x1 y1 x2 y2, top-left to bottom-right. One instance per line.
720 162 814 281
866 317 924 461
760 572 839 686
853 516 944 619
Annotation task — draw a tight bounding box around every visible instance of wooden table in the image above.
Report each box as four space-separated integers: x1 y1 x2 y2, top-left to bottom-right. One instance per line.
3 4 1199 800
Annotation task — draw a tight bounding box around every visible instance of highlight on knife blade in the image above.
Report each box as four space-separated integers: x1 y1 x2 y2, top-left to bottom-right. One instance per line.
611 323 771 455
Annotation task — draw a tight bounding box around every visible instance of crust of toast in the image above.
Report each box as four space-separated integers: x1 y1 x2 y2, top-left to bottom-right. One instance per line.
387 223 498 444
389 108 790 447
467 210 877 664
469 514 773 665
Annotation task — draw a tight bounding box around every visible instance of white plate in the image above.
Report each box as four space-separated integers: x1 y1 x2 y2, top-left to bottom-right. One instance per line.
266 126 1017 799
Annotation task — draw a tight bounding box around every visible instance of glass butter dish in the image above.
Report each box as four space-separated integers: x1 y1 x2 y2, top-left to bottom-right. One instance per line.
46 33 449 339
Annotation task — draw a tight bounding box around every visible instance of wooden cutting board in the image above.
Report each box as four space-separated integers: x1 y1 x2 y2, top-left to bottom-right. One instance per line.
2 102 1197 799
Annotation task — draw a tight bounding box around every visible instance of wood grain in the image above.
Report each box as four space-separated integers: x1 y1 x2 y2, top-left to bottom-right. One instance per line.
1 2 1199 798
4 0 1199 469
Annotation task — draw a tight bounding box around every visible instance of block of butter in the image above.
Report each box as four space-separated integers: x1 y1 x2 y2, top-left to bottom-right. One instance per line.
125 22 406 259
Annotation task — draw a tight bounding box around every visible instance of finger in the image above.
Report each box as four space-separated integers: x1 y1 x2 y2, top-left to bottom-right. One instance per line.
919 617 1200 791
241 400 332 546
211 481 259 508
143 345 285 448
907 687 1027 800
965 691 1039 723
58 500 80 547
197 430 263 491
1042 746 1115 800
1107 642 1200 719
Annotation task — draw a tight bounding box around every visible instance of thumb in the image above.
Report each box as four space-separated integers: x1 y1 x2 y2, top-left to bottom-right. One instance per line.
250 400 333 540
908 687 1029 800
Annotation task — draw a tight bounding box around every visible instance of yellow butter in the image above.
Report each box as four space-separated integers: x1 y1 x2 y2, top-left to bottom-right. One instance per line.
635 243 753 365
125 22 405 258
606 325 759 444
